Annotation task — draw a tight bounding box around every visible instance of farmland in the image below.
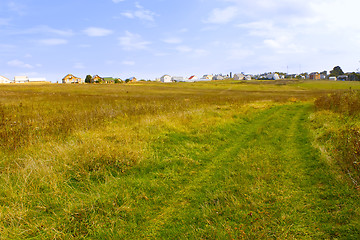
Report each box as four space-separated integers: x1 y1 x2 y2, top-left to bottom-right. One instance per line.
1 80 360 239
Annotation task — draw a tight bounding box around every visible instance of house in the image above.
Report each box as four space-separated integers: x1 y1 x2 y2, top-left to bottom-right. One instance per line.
172 76 185 82
309 72 320 80
320 71 327 79
188 75 198 82
14 76 29 83
244 75 252 80
0 75 11 83
266 73 280 80
62 74 83 84
329 76 337 81
320 74 327 80
92 75 104 83
103 77 115 84
203 74 213 80
337 75 348 81
160 75 172 83
234 73 245 80
213 75 224 80
129 77 137 82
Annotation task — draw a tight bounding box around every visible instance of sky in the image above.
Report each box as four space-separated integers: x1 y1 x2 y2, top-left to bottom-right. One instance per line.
1 0 360 82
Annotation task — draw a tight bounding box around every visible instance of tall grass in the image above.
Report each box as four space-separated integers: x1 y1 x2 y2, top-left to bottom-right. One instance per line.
313 90 360 186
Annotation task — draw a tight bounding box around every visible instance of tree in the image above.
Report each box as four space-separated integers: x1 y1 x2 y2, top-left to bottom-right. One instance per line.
85 75 92 83
330 66 344 77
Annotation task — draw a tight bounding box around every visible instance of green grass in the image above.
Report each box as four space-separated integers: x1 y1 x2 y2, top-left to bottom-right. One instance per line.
0 81 360 239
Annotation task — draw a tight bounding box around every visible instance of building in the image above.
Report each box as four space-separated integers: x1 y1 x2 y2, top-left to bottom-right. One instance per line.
320 71 327 80
213 75 224 80
92 75 104 83
172 76 185 82
203 74 213 80
103 77 115 84
234 73 245 80
14 76 29 83
309 72 321 80
129 77 137 82
160 75 172 83
188 75 198 82
0 75 11 83
266 73 280 80
62 74 83 84
329 76 337 81
244 75 252 80
337 75 349 81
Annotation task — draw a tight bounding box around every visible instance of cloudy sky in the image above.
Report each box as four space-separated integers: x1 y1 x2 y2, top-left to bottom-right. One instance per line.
1 0 360 81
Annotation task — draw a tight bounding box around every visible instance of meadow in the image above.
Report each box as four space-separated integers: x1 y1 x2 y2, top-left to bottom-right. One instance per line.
0 80 360 239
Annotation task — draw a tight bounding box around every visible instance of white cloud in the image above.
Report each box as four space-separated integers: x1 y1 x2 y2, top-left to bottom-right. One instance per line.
39 38 68 46
83 27 113 37
204 6 238 24
112 0 124 3
121 3 156 22
118 31 151 50
163 37 182 44
7 60 33 69
12 25 74 37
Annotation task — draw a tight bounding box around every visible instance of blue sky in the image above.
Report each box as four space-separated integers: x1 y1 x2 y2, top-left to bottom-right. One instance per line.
1 0 360 82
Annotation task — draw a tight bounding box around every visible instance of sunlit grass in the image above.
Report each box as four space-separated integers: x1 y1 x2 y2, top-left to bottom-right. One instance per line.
0 81 359 238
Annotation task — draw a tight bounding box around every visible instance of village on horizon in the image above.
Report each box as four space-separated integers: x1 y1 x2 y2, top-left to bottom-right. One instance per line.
1 66 360 84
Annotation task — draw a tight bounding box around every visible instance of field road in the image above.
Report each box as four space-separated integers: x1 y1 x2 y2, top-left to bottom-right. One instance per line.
107 103 360 239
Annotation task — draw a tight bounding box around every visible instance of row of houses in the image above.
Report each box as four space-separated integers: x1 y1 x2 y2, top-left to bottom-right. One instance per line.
0 75 48 84
158 73 252 83
61 74 137 84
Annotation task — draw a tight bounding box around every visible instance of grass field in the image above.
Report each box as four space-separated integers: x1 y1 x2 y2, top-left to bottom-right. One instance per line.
0 80 360 239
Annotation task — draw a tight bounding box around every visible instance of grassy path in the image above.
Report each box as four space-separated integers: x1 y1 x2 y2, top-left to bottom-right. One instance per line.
87 104 360 239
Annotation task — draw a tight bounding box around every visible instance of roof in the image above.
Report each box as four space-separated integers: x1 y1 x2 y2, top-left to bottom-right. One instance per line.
188 75 197 80
63 74 80 80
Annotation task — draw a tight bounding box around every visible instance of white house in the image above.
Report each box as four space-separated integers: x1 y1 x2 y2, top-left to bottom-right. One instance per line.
234 73 245 80
0 75 11 83
14 76 29 83
329 76 337 81
160 75 172 83
266 73 280 80
188 75 198 82
213 75 224 80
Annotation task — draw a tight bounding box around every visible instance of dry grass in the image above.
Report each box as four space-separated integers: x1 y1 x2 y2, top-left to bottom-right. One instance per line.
313 90 360 187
